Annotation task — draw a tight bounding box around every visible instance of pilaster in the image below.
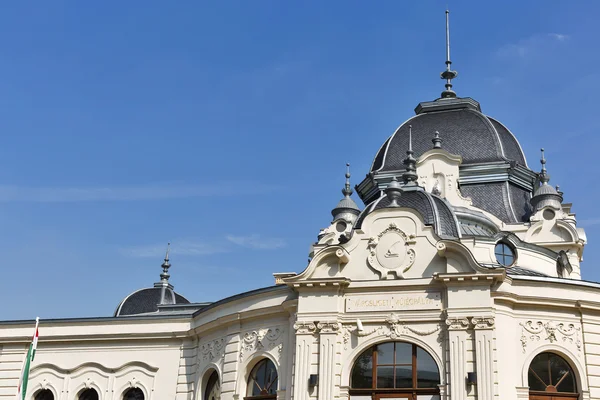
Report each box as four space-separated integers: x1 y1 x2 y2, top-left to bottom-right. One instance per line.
292 321 317 400
316 321 341 400
471 316 495 400
446 316 469 400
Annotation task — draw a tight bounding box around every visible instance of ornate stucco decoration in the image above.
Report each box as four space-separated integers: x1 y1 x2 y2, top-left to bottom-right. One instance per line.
201 338 225 363
471 316 495 330
367 223 416 279
519 320 582 353
240 328 284 362
317 321 341 333
294 321 317 335
445 317 470 330
342 314 442 350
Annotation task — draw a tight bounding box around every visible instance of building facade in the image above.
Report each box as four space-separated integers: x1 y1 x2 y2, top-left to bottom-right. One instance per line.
1 18 598 400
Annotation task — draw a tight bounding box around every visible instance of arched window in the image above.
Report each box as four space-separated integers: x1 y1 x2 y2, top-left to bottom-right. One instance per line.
350 341 440 399
79 388 99 400
204 370 221 400
528 352 578 397
245 358 278 399
34 389 54 400
123 387 144 400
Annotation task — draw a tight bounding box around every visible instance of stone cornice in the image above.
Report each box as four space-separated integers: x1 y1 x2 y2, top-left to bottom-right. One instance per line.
434 271 505 285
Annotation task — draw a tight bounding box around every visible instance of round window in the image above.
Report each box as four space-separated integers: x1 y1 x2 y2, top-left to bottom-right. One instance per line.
494 242 515 267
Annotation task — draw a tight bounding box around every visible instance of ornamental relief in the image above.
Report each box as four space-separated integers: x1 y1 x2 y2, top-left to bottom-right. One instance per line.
367 223 416 279
198 337 226 372
239 327 285 362
342 313 443 350
519 320 582 354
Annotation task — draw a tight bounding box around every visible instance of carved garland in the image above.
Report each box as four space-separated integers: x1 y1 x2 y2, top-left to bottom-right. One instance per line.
519 320 582 353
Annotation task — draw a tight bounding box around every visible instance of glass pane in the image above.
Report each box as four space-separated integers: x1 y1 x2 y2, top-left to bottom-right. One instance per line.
124 388 145 400
377 342 395 365
395 342 412 364
417 396 440 400
35 390 54 400
377 366 394 388
351 348 373 388
247 359 278 395
395 365 412 388
79 389 99 400
417 347 440 388
528 353 550 391
504 254 514 265
549 354 576 393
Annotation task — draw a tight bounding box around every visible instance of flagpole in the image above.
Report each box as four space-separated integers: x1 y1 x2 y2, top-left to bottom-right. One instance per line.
16 317 39 400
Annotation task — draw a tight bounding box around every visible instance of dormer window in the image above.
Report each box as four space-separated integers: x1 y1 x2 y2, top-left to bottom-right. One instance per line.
495 242 516 267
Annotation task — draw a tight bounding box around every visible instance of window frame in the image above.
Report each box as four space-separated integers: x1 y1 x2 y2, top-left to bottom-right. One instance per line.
528 352 579 397
349 341 440 398
204 370 221 400
244 358 278 400
494 241 517 267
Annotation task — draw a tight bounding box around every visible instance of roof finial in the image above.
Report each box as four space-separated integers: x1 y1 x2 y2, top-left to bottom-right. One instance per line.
432 131 442 149
402 125 419 184
160 242 171 282
440 10 458 99
540 148 550 184
385 177 402 207
342 163 353 197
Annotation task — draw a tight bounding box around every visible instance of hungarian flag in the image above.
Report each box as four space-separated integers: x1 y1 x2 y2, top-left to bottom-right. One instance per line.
16 317 39 400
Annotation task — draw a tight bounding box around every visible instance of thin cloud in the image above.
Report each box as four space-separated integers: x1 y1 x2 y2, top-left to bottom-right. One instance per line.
578 219 600 228
496 33 570 59
0 181 278 202
226 234 286 250
121 240 229 258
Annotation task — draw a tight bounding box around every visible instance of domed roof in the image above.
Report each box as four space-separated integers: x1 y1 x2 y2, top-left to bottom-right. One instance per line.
114 244 190 317
371 98 527 173
114 286 190 317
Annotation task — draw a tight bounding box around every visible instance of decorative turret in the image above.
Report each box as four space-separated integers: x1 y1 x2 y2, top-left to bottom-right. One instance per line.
331 163 361 224
530 148 563 213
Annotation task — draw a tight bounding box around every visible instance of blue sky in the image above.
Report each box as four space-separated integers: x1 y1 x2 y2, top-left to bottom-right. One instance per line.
2 2 599 320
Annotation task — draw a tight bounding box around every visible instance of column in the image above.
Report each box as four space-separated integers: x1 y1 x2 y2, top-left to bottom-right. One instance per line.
446 316 470 400
292 321 317 400
471 316 495 400
317 321 340 400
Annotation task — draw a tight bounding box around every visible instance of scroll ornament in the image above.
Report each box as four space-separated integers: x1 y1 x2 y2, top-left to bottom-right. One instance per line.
519 320 581 353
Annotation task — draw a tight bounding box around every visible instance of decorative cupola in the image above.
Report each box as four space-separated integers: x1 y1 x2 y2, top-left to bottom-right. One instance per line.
331 163 361 224
530 148 563 213
113 243 191 317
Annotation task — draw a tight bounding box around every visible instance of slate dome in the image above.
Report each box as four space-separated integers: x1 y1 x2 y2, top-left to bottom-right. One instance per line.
114 286 190 317
371 98 527 173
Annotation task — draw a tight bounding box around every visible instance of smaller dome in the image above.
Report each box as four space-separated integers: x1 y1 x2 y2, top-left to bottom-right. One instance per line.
534 183 559 197
355 186 460 239
114 286 190 317
114 244 190 317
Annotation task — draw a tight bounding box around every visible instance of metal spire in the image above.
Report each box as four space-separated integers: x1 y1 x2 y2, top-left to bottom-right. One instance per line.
402 125 418 184
160 242 171 282
432 131 442 149
440 10 458 98
539 148 550 184
342 163 353 197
